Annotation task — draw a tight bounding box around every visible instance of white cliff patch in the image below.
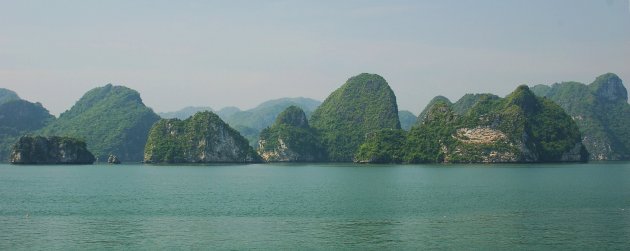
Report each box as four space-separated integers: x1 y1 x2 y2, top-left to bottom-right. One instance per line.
454 127 508 144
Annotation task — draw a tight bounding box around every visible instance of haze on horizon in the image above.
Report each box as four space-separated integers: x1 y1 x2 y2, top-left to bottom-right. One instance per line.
1 0 629 116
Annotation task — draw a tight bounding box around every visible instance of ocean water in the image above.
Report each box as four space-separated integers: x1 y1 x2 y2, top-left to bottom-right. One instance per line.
1 162 629 250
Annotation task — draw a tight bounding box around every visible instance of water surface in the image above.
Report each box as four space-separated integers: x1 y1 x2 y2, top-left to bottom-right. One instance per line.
1 163 629 249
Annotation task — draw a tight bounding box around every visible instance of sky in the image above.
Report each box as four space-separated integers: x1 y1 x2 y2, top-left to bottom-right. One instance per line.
1 0 629 116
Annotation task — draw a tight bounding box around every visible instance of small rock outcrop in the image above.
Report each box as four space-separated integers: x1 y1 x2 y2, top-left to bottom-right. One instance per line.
107 154 121 164
257 106 326 162
10 136 95 164
143 111 260 163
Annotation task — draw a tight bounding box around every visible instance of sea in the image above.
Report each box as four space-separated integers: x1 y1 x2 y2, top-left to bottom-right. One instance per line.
1 162 629 250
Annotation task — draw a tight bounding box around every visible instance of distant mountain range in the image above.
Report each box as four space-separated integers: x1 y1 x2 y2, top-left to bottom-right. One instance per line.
159 97 322 147
158 106 213 120
398 110 417 131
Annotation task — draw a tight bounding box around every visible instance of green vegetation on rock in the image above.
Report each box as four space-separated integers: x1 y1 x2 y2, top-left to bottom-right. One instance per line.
531 73 630 160
144 111 259 163
10 136 95 164
452 93 500 115
0 88 20 105
404 100 458 163
355 129 407 163
356 86 587 163
310 73 401 162
415 94 501 126
0 100 55 135
159 98 321 148
222 98 321 147
416 96 452 125
0 98 55 161
224 98 320 129
38 84 160 162
273 105 310 128
257 106 326 162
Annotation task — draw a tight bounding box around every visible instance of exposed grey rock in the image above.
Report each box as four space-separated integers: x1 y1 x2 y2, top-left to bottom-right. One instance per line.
590 73 627 103
107 154 121 164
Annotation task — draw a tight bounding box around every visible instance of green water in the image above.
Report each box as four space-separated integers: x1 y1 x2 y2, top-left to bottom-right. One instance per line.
1 163 629 250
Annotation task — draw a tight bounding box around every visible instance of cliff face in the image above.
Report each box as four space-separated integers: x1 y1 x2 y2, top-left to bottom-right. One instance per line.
589 73 627 103
257 106 326 162
310 73 401 162
39 84 160 162
10 136 95 164
356 86 588 164
144 111 259 163
531 73 630 160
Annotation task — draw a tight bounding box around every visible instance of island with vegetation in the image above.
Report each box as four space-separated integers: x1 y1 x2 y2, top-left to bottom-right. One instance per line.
0 90 55 161
10 136 95 164
355 85 588 163
257 106 327 162
531 73 630 160
2 73 628 165
310 73 402 162
160 97 321 148
144 111 260 163
38 84 160 162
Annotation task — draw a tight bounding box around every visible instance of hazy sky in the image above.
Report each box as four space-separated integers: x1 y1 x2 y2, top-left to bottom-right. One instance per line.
1 0 629 115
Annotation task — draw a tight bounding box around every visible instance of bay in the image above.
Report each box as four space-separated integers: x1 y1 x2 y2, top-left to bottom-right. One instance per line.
1 162 629 250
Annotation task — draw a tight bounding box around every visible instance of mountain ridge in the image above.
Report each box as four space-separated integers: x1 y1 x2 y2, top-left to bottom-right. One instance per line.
531 73 630 160
38 84 160 162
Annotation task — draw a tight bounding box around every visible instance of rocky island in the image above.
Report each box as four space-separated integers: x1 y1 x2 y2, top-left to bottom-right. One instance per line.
310 73 401 162
531 73 630 160
257 106 326 162
0 96 56 161
143 111 260 163
355 85 588 163
5 73 627 165
38 84 160 162
10 136 95 164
